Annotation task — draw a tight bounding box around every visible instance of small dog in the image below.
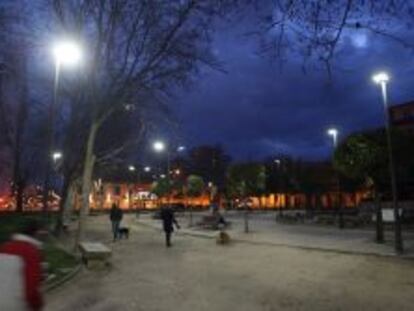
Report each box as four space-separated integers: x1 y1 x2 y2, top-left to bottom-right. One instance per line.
118 227 130 239
216 230 230 245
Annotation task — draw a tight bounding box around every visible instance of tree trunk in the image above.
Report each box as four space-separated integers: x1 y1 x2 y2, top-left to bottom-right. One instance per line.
374 190 384 243
55 176 75 236
14 179 25 213
278 194 283 219
189 203 193 227
75 122 98 246
12 132 24 213
244 206 249 233
63 182 76 224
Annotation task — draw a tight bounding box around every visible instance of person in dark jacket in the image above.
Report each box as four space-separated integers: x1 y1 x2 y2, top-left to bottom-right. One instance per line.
110 203 123 241
160 206 180 247
0 219 44 311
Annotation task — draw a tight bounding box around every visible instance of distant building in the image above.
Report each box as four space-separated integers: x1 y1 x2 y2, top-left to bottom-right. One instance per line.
89 180 211 210
389 101 414 135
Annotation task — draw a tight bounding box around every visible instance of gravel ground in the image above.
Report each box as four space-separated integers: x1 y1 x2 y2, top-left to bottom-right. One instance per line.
46 220 414 311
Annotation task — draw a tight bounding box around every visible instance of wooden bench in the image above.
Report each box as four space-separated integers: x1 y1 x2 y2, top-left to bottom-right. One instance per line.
197 215 231 230
78 242 112 268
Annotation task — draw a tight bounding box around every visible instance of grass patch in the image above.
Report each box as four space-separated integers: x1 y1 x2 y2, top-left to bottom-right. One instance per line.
43 243 78 281
0 213 79 284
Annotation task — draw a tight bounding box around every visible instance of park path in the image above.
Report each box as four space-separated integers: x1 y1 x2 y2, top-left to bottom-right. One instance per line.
46 216 414 311
138 212 414 258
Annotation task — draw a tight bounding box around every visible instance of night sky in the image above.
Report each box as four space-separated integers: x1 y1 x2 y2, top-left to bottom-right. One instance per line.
176 11 414 161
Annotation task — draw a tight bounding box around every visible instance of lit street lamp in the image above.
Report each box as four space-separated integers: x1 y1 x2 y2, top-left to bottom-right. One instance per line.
327 128 338 148
153 141 186 179
42 40 83 214
372 71 403 253
153 141 165 152
152 141 186 207
53 41 82 67
327 127 344 229
52 151 63 162
273 158 283 218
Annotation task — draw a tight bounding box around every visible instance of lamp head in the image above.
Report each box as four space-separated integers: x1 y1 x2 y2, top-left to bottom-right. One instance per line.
327 128 338 137
128 165 136 172
52 40 82 67
153 141 165 152
372 72 389 84
52 151 62 161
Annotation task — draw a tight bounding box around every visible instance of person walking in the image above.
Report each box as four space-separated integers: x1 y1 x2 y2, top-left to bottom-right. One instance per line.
160 206 180 247
0 219 44 311
110 203 123 241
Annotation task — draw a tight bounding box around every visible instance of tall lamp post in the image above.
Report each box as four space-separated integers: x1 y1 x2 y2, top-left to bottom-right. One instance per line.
153 141 186 207
153 141 170 208
327 127 344 229
128 165 136 210
274 159 283 219
42 40 82 214
372 71 403 253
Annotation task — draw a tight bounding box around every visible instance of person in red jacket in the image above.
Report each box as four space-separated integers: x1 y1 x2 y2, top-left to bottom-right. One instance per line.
0 219 44 311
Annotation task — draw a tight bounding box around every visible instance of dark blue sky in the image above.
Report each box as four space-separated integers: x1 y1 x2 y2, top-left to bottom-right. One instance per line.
176 12 414 161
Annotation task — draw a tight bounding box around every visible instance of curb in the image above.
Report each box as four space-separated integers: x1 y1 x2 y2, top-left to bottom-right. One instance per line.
135 220 414 261
44 264 82 293
230 237 414 261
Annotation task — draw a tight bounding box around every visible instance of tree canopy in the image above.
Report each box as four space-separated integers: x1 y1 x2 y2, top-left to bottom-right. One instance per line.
334 128 414 197
226 162 266 198
186 175 205 198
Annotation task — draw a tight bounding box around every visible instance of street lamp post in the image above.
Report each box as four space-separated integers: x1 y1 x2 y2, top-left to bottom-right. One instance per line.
153 141 170 207
128 165 136 210
42 40 82 215
273 159 283 219
153 141 186 208
372 71 403 253
327 127 344 229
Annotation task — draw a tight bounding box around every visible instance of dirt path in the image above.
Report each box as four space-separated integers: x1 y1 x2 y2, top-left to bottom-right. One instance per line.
46 222 414 311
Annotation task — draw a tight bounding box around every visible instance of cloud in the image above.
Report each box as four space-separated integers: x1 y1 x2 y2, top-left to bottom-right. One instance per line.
175 16 414 160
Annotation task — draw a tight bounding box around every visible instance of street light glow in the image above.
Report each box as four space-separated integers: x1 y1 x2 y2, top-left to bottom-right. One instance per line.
52 151 62 161
327 128 339 148
128 165 136 172
153 141 165 152
327 128 338 137
144 166 151 172
52 40 82 66
372 72 390 84
177 146 186 152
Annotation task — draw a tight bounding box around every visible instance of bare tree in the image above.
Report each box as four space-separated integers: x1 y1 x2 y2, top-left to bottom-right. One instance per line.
47 0 229 241
252 0 414 75
0 2 43 212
